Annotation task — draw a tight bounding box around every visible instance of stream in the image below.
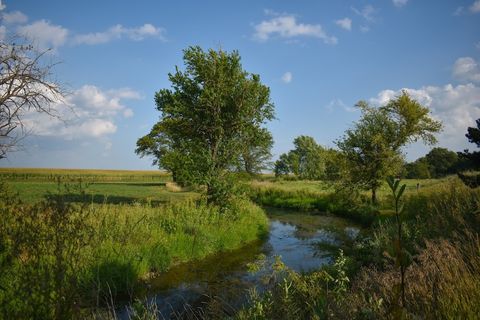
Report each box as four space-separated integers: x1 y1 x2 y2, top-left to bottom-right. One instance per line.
120 207 361 319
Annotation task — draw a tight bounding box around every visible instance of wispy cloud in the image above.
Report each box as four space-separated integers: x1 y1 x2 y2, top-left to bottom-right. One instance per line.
6 9 165 52
73 23 166 45
325 99 356 113
335 18 352 31
351 5 377 22
281 72 293 83
453 6 465 16
392 0 408 8
253 12 337 44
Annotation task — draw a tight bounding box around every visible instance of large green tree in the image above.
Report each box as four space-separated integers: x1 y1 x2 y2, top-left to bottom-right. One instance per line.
136 46 275 203
336 91 442 203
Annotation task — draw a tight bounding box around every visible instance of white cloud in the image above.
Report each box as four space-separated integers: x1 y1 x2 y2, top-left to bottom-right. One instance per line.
17 20 68 51
335 18 352 31
453 57 480 82
0 0 5 11
24 85 141 140
2 10 28 24
370 83 480 151
73 23 166 45
253 13 337 44
360 25 370 33
476 42 480 50
123 108 134 118
281 71 293 83
470 0 480 13
392 0 408 8
352 5 377 22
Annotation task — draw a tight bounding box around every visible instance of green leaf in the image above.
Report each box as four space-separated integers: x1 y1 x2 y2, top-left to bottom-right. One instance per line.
393 179 400 192
397 184 406 201
387 176 395 189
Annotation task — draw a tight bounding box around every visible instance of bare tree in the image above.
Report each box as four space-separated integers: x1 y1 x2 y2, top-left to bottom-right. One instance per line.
0 36 65 159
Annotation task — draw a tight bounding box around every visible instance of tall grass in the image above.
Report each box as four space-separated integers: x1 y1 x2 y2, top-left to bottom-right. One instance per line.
0 182 268 319
238 178 480 319
248 181 377 226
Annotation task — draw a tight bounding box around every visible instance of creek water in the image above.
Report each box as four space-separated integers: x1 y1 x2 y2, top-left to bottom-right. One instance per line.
120 207 361 319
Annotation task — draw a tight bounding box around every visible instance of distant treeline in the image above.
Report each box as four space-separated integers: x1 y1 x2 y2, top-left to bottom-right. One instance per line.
403 147 476 179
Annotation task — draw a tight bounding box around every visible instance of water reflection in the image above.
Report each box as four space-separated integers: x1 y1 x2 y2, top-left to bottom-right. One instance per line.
120 209 361 319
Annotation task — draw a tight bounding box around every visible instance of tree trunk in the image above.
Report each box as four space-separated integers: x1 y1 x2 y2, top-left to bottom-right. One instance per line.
371 187 377 204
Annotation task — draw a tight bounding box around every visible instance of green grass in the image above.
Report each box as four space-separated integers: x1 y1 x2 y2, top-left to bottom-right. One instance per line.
0 168 270 318
8 181 196 204
0 168 196 204
246 177 451 226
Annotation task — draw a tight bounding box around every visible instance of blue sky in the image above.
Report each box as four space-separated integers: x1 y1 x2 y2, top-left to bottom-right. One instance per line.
0 0 479 169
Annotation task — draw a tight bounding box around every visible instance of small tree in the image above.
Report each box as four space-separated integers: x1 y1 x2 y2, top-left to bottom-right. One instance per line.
458 119 480 187
459 118 480 169
136 46 275 203
274 135 327 180
336 92 441 203
0 37 65 159
237 128 273 175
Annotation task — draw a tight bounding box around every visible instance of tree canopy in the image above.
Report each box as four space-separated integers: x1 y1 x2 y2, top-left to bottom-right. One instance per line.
405 147 459 179
459 119 480 169
136 46 275 203
336 91 442 203
274 135 329 180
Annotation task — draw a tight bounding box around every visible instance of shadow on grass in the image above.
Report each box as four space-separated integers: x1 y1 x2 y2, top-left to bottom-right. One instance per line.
88 259 140 304
46 193 169 206
93 182 168 187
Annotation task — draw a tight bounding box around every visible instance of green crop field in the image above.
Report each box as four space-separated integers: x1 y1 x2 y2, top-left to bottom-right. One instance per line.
0 168 198 204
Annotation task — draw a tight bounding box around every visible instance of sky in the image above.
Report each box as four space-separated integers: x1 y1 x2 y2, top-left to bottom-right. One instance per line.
0 0 479 170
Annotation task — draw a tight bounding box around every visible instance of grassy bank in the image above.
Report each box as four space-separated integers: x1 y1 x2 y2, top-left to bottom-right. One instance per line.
0 178 268 319
238 178 480 319
246 178 448 226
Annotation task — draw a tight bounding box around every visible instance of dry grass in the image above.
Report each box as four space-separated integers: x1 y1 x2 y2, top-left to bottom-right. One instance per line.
345 239 480 319
165 181 183 192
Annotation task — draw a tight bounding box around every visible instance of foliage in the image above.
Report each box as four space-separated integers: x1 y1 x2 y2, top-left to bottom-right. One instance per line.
136 46 275 203
237 127 274 175
405 147 459 178
336 91 442 203
386 177 409 310
237 251 350 320
0 179 268 318
458 118 480 187
0 36 66 159
274 135 333 180
0 182 92 319
404 158 431 179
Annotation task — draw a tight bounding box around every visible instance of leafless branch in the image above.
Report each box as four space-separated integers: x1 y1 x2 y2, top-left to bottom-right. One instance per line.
0 35 67 159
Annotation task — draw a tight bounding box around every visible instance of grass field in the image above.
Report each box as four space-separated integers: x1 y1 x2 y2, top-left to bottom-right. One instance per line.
0 168 269 318
250 177 447 198
0 168 197 204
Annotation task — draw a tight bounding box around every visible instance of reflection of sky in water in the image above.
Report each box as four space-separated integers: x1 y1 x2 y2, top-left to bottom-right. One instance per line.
266 220 336 272
120 213 360 319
